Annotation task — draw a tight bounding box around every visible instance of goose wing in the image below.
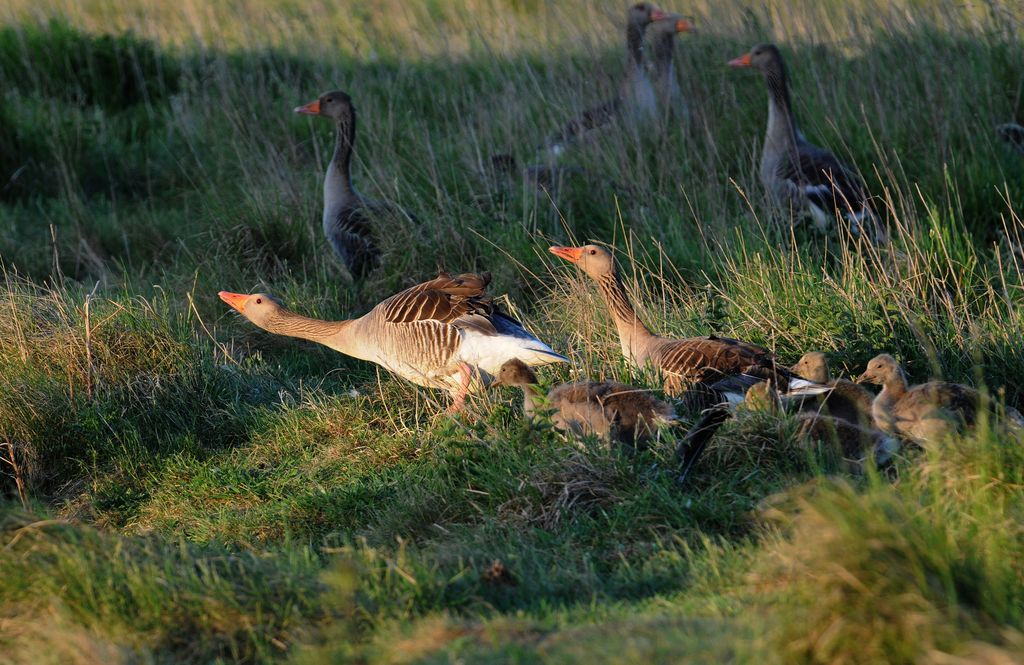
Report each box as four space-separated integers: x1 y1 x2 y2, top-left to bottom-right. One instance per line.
328 206 381 278
783 142 869 217
374 272 566 365
650 335 778 385
375 271 494 326
899 381 980 426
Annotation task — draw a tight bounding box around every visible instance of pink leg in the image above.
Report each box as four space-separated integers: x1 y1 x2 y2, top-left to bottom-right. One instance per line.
447 362 473 414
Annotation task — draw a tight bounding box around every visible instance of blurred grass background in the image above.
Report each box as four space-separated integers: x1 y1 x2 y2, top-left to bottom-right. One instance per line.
1 0 1023 662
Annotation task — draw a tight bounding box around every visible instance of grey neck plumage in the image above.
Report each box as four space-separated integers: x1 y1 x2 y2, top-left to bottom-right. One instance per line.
762 63 801 160
651 30 675 80
324 114 357 217
626 20 646 69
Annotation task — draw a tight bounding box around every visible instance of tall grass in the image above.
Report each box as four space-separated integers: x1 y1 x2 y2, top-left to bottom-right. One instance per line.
0 0 1023 662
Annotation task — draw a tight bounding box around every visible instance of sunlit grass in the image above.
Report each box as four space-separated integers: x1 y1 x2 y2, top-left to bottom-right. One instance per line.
1 0 1023 662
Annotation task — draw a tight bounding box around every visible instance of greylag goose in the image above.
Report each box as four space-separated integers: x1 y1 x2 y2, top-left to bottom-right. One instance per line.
549 244 823 396
544 4 684 157
791 351 873 426
856 354 1023 445
295 90 416 279
496 358 677 450
219 272 566 411
728 44 879 241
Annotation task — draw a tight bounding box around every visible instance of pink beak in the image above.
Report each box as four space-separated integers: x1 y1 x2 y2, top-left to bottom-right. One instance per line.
728 52 753 68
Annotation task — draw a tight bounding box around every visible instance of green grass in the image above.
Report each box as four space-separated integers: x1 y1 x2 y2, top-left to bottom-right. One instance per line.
1 0 1024 662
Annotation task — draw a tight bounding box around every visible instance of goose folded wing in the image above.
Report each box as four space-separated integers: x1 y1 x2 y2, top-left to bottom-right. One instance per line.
654 336 774 384
912 382 981 425
784 145 868 215
377 272 495 327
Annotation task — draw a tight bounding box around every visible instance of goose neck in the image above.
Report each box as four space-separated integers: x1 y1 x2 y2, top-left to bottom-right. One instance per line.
763 66 799 154
519 384 543 420
882 371 909 399
260 311 366 359
626 21 645 69
651 32 676 79
596 271 654 363
325 115 357 205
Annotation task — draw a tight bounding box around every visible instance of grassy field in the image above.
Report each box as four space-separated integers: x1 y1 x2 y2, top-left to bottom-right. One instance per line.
2 0 1024 662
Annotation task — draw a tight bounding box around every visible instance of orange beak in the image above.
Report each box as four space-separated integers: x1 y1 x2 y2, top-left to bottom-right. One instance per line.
549 246 585 264
218 291 249 313
675 18 694 33
728 52 753 68
650 8 667 21
294 99 321 116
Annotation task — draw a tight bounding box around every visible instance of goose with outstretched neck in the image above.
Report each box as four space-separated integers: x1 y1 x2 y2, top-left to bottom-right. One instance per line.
496 358 678 451
549 244 822 396
218 272 566 412
728 44 880 241
545 5 691 156
295 90 415 279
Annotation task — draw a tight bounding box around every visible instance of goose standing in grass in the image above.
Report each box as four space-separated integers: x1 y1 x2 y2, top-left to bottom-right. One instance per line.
219 272 566 412
295 90 416 279
856 354 1024 445
496 358 677 450
791 351 874 426
544 3 679 157
728 44 881 242
549 245 823 396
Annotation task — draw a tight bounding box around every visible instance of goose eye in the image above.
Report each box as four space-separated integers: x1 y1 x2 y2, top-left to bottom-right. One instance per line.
589 249 597 255
256 298 262 304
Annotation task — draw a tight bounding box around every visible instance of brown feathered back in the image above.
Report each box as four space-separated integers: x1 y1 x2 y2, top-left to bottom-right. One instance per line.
649 335 792 395
378 271 493 325
895 381 980 431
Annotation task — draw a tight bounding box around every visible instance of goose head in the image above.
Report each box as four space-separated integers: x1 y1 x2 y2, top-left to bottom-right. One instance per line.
728 43 784 76
219 291 286 328
744 381 783 414
495 358 539 387
549 244 616 280
650 13 694 36
791 351 831 383
294 90 354 123
856 354 903 387
628 2 667 27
